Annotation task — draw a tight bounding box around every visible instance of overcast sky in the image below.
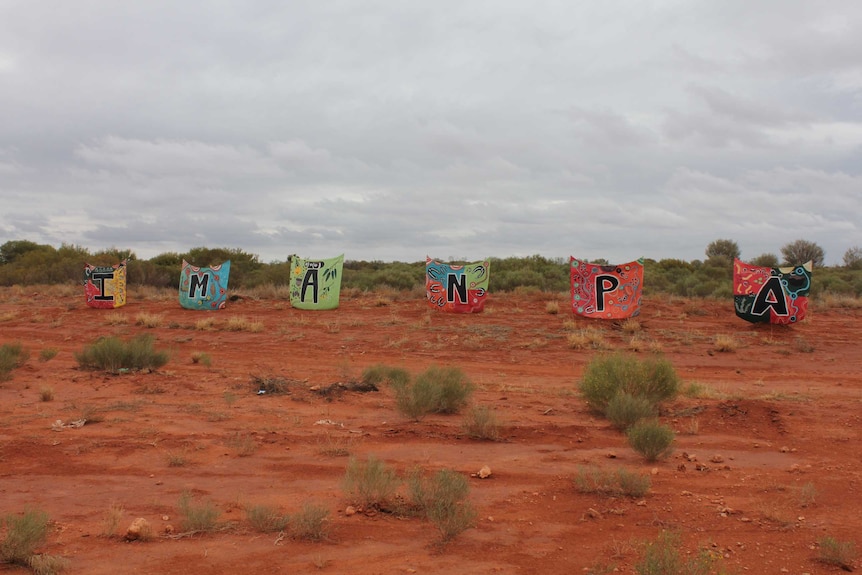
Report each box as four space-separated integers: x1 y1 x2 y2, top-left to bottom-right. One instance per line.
1 1 860 265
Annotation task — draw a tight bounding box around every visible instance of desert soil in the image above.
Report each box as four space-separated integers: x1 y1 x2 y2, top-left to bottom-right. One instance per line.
0 286 860 574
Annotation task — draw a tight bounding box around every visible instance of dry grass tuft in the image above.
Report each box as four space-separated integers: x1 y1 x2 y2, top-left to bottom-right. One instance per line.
194 317 217 331
713 334 739 352
567 328 609 350
620 318 642 334
104 311 128 325
134 312 164 328
100 503 125 538
224 316 265 332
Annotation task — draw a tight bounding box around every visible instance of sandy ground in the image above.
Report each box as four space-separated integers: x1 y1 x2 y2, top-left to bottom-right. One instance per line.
0 286 860 574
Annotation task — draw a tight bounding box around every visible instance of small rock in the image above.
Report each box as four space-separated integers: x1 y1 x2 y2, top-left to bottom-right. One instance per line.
345 506 356 516
477 465 492 479
606 452 617 459
709 455 724 463
650 467 659 475
124 518 153 541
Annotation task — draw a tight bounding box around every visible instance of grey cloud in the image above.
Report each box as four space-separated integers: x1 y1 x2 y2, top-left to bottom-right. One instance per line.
1 1 861 266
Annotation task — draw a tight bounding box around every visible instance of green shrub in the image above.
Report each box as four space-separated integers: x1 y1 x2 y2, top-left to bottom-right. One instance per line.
605 392 656 430
245 504 289 533
361 364 410 388
0 342 28 382
580 353 679 414
462 405 501 440
635 530 722 575
817 536 857 570
1 508 50 565
289 502 330 541
395 366 474 420
177 492 220 533
342 455 400 510
74 334 169 374
408 468 476 542
573 465 651 498
627 421 675 462
38 348 58 362
395 376 440 420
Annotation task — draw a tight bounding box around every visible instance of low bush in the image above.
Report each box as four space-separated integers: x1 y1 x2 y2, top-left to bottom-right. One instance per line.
0 342 28 382
74 334 169 374
579 353 679 415
635 530 723 575
38 348 58 362
408 468 476 542
462 405 501 440
245 504 289 533
395 366 474 420
177 492 220 533
342 455 400 511
573 465 651 498
627 421 675 462
289 502 330 541
817 536 857 570
1 508 49 566
605 393 656 430
361 364 410 388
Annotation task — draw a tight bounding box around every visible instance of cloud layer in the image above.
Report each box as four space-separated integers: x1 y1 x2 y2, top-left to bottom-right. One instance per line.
1 1 860 264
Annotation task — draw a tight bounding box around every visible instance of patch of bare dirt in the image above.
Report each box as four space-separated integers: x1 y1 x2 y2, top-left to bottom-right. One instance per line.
0 288 860 573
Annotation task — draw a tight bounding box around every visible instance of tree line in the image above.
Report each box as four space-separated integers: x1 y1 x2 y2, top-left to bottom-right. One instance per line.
1 238 861 298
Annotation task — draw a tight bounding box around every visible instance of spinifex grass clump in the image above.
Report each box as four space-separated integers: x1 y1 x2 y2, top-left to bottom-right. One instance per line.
245 504 290 533
580 353 679 432
462 405 501 440
627 420 675 462
74 334 169 374
361 364 410 388
407 468 477 542
605 392 657 431
580 353 680 415
342 455 401 511
573 465 651 498
817 536 857 570
289 502 330 541
634 530 722 575
177 491 220 533
1 508 49 566
0 342 28 382
394 366 474 421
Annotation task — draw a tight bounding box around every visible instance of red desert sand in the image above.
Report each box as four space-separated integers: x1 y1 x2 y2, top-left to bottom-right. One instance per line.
1 287 860 574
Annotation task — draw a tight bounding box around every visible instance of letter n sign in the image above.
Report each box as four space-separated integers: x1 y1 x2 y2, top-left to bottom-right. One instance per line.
447 273 468 304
